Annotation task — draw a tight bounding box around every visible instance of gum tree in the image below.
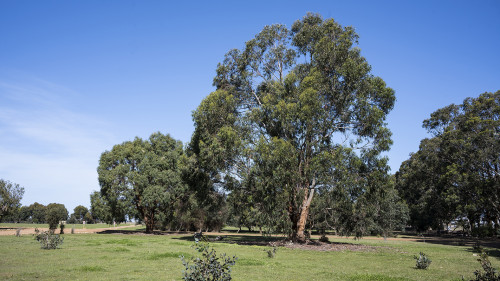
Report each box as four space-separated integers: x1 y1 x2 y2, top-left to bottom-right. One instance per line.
397 91 500 233
191 13 395 241
97 132 186 233
0 179 24 222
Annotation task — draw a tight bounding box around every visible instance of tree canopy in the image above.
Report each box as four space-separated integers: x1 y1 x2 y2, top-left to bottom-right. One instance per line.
190 13 395 240
97 132 186 233
0 179 25 222
45 203 68 230
396 91 500 234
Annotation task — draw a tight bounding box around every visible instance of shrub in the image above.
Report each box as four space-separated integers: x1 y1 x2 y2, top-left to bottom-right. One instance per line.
470 252 500 281
181 242 237 281
33 228 64 249
319 234 329 243
414 252 431 269
265 246 277 258
193 231 206 243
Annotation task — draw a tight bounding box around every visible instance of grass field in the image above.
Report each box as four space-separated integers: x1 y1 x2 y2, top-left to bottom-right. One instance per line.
1 231 498 280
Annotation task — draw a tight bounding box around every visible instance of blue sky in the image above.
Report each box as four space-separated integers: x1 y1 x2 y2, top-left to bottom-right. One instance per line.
1 0 499 213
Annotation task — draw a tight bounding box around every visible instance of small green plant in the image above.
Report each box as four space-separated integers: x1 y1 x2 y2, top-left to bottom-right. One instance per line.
181 242 237 281
265 246 277 258
414 252 431 269
469 251 499 281
33 228 64 249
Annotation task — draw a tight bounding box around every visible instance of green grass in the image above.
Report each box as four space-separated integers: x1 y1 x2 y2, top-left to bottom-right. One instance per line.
0 222 136 229
1 233 498 280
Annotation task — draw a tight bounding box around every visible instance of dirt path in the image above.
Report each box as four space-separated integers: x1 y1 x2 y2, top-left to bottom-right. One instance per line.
0 224 136 236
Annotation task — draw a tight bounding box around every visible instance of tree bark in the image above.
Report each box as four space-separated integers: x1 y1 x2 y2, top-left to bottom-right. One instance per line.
296 186 315 241
144 214 155 233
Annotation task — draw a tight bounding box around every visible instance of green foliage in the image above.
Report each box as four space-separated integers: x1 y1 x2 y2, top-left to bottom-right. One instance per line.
83 211 94 224
34 228 64 249
29 202 47 223
414 252 432 269
72 205 89 223
97 132 186 233
265 246 277 258
90 191 113 224
192 13 395 241
68 214 78 224
396 91 500 233
45 203 68 230
470 252 500 281
0 179 25 222
181 242 237 281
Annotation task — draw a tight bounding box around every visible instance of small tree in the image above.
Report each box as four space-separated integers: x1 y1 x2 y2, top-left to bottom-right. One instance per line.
0 179 25 222
72 205 89 223
181 242 237 281
34 228 64 249
45 203 68 231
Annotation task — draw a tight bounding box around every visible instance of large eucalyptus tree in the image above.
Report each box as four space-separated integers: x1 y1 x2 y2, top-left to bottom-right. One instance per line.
191 13 395 241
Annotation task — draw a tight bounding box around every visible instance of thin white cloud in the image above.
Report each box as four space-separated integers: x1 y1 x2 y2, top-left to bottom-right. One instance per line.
0 78 117 211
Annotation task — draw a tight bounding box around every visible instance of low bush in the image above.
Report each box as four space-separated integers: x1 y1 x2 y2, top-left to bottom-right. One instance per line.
181 242 237 281
33 228 64 249
265 246 277 258
470 252 499 281
414 252 431 269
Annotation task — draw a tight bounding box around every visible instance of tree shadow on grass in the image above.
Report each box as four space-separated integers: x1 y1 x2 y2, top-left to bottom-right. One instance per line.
463 247 500 259
172 234 284 246
412 236 500 250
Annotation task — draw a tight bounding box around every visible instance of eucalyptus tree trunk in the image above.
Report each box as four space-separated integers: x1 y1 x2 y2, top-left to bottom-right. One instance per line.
290 180 316 241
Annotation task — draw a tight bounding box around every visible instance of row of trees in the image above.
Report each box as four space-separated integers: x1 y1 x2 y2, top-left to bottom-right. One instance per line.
396 91 500 235
0 185 95 228
5 13 496 238
94 13 409 240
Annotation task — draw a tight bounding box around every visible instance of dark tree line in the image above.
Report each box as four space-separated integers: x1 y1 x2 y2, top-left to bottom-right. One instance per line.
396 91 500 236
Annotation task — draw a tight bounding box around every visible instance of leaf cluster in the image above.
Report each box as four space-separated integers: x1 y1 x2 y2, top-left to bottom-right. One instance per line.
181 242 237 281
34 228 64 250
396 91 500 233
